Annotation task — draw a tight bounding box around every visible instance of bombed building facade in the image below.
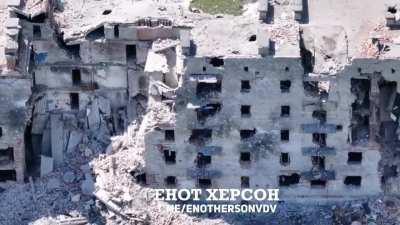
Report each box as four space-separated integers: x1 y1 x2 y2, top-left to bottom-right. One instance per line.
1 0 400 202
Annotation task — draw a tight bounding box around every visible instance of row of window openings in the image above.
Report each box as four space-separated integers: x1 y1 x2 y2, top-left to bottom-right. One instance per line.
165 129 348 146
197 80 291 95
165 129 297 143
279 175 363 188
195 105 329 122
201 65 290 73
164 175 362 188
162 150 363 166
164 129 290 142
241 80 291 93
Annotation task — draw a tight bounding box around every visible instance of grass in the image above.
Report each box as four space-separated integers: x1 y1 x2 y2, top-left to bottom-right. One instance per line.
190 0 244 16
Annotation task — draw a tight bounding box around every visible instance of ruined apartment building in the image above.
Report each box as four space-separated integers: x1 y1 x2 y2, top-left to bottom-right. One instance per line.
1 0 400 200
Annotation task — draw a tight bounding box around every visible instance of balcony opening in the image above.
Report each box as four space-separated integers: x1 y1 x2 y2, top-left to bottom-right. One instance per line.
196 81 222 96
311 156 325 170
165 176 176 186
189 129 212 145
208 57 224 67
279 174 300 186
312 133 326 146
241 105 251 117
114 25 119 38
240 152 251 163
241 176 250 188
198 178 212 188
241 80 251 92
280 153 290 166
126 45 137 63
240 129 256 140
280 80 291 93
311 179 326 188
281 130 289 142
281 105 290 117
196 153 211 168
0 170 16 182
348 152 362 164
196 103 221 122
344 176 362 186
163 150 176 164
70 93 79 110
33 25 41 39
164 130 175 142
72 69 81 86
312 110 326 123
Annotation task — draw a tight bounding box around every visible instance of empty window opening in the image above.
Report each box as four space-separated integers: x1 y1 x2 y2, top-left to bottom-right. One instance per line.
313 133 327 146
312 110 327 123
281 105 290 117
240 152 251 163
163 150 176 164
392 68 396 74
241 80 251 92
241 176 250 188
344 176 362 186
0 148 14 165
189 129 212 145
0 127 3 137
70 93 79 110
33 25 41 39
281 130 289 142
198 178 212 188
311 156 325 170
280 80 291 93
248 35 257 42
114 25 119 38
348 152 362 164
241 105 251 117
196 153 211 168
240 129 256 140
126 45 137 62
66 44 80 58
196 81 222 96
72 69 81 86
311 179 326 188
165 176 176 186
164 130 175 142
0 170 16 182
202 66 206 72
279 174 300 186
244 66 249 72
280 153 290 166
209 57 224 67
102 9 112 15
196 103 221 122
285 66 290 72
336 125 343 131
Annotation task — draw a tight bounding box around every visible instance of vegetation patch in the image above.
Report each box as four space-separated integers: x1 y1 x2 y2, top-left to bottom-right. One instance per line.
190 0 244 16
